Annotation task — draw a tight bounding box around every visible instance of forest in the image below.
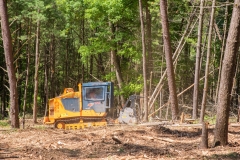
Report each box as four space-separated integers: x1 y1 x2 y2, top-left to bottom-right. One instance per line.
1 0 240 159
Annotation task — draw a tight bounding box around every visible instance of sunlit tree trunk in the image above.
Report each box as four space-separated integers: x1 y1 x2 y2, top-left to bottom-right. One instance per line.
146 0 153 94
33 12 40 123
160 0 178 120
214 0 240 146
139 0 148 122
192 0 204 120
200 0 216 122
44 46 49 117
215 0 229 104
0 0 19 128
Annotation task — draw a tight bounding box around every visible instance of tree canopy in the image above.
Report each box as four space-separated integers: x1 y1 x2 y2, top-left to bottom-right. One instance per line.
0 0 238 134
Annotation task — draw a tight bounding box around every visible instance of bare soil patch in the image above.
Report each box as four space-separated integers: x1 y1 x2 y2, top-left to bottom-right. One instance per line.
0 120 240 160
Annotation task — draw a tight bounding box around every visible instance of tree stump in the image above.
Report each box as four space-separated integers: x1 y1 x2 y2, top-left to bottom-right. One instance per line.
200 121 209 149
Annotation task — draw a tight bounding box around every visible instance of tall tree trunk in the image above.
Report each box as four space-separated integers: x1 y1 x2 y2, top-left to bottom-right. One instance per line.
49 34 56 97
192 0 204 120
44 46 49 117
22 18 31 128
15 22 22 110
214 0 240 146
89 55 93 81
111 49 125 105
65 38 70 85
148 9 196 110
146 0 153 82
109 22 126 106
215 0 229 104
33 14 40 123
160 0 178 120
0 0 19 128
80 13 85 83
139 0 148 122
200 0 216 122
146 2 153 114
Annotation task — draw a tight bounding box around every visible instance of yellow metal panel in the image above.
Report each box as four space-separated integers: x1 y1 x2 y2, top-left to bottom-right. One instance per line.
81 110 107 117
65 121 107 130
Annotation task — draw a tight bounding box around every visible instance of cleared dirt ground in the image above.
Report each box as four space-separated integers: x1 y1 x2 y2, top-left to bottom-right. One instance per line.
0 119 240 160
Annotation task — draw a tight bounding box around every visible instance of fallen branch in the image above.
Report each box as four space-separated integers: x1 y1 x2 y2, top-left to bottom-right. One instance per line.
112 136 122 144
142 135 175 143
141 135 200 143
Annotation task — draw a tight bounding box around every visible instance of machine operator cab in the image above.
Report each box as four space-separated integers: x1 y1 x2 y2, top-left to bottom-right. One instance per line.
82 82 114 113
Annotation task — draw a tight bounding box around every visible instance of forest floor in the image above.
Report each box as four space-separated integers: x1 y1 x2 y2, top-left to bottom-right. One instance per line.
0 119 240 160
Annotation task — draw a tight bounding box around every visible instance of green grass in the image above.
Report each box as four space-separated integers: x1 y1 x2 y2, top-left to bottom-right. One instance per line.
0 120 9 127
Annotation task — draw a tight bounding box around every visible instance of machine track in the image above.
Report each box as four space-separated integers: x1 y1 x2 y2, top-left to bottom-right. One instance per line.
54 116 107 129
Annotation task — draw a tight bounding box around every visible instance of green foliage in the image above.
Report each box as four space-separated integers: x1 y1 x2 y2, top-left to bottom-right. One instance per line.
0 0 233 119
185 37 197 46
118 43 141 63
123 81 143 94
204 115 216 125
114 75 143 98
103 72 116 82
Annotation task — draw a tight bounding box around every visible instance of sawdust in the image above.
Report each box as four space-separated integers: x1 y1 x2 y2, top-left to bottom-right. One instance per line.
0 119 240 160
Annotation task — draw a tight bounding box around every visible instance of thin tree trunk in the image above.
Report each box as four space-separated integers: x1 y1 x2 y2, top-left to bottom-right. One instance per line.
89 55 93 81
214 0 240 146
65 39 69 85
22 18 31 129
139 0 148 122
200 0 216 122
159 54 164 118
109 22 126 106
230 54 240 106
49 34 56 97
44 46 49 117
192 0 204 120
15 22 22 110
160 0 178 120
2 75 7 118
0 0 19 128
33 13 40 123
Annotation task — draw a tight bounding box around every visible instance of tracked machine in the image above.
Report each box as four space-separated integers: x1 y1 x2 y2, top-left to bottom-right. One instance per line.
43 82 141 129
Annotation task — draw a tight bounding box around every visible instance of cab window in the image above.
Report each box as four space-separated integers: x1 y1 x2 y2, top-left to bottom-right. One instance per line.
85 87 104 100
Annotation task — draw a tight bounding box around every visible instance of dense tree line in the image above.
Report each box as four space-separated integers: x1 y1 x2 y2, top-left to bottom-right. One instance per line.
0 0 240 146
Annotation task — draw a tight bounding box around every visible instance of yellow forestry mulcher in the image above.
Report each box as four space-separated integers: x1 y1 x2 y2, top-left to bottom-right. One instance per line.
43 82 142 129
